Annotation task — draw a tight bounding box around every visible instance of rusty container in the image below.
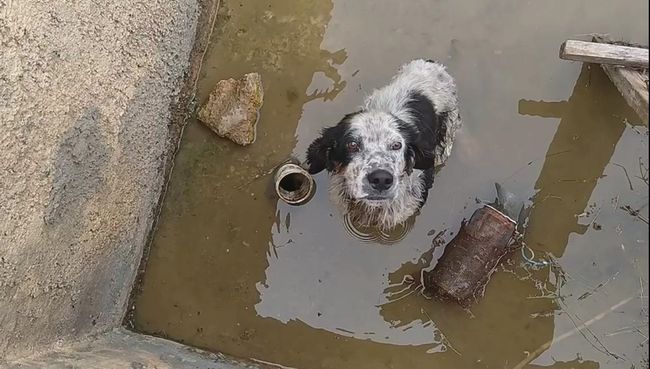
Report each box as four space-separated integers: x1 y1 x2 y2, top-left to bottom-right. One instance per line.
423 205 516 307
274 163 315 206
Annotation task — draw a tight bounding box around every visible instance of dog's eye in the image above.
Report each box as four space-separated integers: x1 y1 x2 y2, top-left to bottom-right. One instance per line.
346 141 359 153
390 142 402 150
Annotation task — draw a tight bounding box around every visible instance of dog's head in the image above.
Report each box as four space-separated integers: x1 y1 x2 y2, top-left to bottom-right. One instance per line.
306 110 435 203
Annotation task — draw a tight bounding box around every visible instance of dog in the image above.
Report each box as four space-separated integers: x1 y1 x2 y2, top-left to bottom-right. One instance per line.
306 59 461 229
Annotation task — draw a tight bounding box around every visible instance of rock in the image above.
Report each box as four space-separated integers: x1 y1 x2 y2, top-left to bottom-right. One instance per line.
197 73 264 146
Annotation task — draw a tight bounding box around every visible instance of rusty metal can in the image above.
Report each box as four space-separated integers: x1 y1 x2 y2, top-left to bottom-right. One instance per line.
423 205 517 307
274 162 315 206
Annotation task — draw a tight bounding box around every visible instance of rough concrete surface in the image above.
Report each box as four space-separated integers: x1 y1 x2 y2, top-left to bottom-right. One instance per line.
197 73 264 146
0 0 226 363
5 328 260 369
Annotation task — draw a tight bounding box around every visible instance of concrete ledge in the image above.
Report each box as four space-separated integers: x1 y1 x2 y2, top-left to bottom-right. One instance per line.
4 329 259 369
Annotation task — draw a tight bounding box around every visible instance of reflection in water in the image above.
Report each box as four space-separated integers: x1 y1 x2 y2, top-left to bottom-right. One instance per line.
512 64 643 369
376 64 638 368
134 1 370 368
259 182 437 347
344 212 415 245
521 64 640 258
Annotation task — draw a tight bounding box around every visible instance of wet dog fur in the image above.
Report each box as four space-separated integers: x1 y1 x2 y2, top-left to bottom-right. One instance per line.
306 59 461 229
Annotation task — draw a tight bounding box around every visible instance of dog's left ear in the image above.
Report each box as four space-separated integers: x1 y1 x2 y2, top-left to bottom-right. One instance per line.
404 146 416 175
403 94 447 170
306 136 330 174
400 124 436 172
411 144 436 170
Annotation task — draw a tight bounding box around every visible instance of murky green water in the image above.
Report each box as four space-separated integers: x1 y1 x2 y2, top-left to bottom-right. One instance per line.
132 1 649 368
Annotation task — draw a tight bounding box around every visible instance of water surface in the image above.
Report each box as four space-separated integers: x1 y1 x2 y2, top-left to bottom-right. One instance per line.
133 1 649 368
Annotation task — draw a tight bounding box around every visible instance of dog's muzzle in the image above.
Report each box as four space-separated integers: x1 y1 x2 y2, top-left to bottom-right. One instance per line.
362 169 395 200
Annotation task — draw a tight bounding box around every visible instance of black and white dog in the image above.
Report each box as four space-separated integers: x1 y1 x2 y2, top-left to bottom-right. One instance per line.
306 59 461 229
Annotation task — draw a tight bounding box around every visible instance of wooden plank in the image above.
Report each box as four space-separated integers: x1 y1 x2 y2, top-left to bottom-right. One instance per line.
560 39 649 68
600 64 648 124
592 35 649 125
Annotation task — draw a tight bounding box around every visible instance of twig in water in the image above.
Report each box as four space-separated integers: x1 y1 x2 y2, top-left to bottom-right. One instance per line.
640 276 645 304
526 294 559 300
587 207 602 228
559 300 622 359
503 149 572 181
234 160 292 190
620 205 649 225
630 126 645 135
577 271 618 300
572 32 610 39
512 296 634 369
386 275 417 290
251 358 300 369
639 157 649 186
421 307 462 356
635 327 649 344
561 269 599 292
537 195 563 204
558 179 590 184
268 241 279 259
604 326 646 337
611 163 634 191
381 285 423 306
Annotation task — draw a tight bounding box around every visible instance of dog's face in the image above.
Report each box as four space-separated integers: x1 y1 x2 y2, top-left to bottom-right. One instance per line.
307 111 420 203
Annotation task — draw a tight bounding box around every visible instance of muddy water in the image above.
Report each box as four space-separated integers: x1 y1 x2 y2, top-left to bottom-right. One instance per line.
132 0 649 368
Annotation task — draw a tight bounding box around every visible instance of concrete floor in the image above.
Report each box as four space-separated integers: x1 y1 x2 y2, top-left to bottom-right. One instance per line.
5 328 258 369
0 0 254 366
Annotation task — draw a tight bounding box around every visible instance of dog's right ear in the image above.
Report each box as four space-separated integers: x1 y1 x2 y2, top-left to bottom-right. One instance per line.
306 135 330 174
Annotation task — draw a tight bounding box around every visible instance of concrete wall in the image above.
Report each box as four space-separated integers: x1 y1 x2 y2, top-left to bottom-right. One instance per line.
5 329 258 369
0 0 236 364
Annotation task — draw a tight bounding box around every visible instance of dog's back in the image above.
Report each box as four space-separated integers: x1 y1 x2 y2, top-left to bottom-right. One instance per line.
364 59 461 166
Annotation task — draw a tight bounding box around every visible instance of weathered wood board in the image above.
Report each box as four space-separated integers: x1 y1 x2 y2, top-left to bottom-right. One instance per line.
592 35 649 124
560 39 649 68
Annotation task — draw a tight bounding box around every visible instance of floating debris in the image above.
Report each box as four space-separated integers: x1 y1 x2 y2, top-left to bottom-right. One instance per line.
422 183 528 307
274 162 315 206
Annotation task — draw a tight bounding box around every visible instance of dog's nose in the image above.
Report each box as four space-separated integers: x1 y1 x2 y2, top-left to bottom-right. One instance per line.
367 170 394 191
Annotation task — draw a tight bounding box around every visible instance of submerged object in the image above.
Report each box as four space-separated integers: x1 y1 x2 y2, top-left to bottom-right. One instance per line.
274 163 315 205
422 183 525 307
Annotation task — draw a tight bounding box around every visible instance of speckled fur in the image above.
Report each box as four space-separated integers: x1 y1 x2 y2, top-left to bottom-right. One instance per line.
308 59 461 229
365 59 461 166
